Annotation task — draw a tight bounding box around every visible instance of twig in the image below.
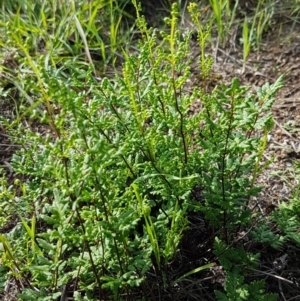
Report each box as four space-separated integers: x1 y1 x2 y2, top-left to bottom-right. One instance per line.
274 119 294 139
286 295 300 301
246 267 294 284
216 47 255 72
278 279 287 301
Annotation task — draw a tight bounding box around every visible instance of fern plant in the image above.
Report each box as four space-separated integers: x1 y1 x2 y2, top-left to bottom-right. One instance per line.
192 75 283 242
271 161 300 247
0 1 284 300
1 3 210 299
213 238 278 301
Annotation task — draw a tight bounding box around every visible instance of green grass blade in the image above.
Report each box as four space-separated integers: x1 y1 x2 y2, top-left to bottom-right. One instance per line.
172 262 216 285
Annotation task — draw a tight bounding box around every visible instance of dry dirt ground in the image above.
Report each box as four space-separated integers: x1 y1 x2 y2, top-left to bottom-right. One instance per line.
1 8 300 301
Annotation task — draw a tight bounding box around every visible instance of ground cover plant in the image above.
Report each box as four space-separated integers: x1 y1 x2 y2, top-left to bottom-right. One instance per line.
1 0 300 300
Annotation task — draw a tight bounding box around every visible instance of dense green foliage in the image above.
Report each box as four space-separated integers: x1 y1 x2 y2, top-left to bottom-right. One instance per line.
0 0 300 300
